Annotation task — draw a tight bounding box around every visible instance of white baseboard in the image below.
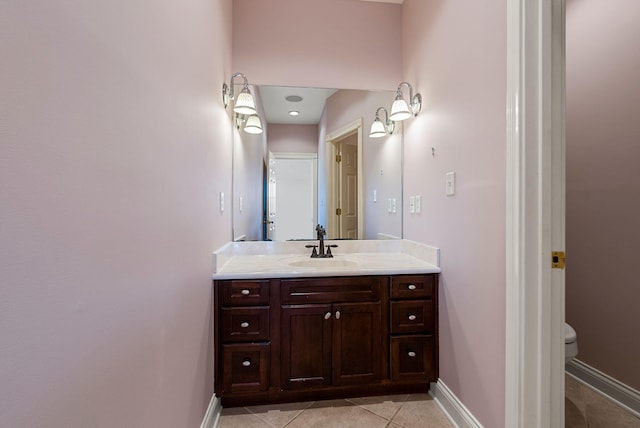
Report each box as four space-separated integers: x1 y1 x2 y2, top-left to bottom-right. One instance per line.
202 383 478 428
430 379 483 428
200 394 222 428
566 359 640 418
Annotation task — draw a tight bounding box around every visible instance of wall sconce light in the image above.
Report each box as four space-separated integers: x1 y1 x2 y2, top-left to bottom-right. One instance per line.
389 82 422 121
234 113 264 135
369 107 395 138
243 114 263 134
224 72 263 134
222 72 258 115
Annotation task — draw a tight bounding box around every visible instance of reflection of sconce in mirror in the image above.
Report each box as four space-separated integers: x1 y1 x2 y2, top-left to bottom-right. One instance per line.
369 107 395 138
234 113 263 135
389 82 422 121
223 72 264 134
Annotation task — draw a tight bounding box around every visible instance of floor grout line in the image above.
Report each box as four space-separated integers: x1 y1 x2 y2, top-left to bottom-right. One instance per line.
282 401 315 428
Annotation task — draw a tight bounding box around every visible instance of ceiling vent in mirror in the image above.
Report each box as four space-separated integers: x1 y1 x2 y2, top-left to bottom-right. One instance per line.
285 95 303 103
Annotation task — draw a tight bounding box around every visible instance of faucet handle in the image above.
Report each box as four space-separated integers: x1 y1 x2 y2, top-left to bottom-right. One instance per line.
305 244 319 257
326 244 338 257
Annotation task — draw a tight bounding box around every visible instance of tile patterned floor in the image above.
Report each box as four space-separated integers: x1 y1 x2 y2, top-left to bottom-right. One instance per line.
217 378 640 428
566 374 640 428
217 393 453 428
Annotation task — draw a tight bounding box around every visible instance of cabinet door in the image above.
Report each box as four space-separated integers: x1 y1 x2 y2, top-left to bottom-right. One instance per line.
332 302 382 386
281 304 332 390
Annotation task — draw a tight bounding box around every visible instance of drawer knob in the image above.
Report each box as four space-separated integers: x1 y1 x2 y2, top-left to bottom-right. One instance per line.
408 351 417 358
241 289 250 295
335 310 341 320
242 359 251 367
324 312 332 320
408 284 417 290
240 322 249 328
408 314 417 321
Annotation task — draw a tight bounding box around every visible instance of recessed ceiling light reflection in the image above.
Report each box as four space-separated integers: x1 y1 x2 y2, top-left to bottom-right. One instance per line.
288 110 300 116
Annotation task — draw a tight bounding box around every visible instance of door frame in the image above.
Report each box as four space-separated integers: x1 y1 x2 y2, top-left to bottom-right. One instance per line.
325 118 364 240
506 0 566 427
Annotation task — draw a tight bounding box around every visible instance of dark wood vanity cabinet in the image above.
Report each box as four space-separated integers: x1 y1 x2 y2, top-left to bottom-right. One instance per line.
214 274 438 407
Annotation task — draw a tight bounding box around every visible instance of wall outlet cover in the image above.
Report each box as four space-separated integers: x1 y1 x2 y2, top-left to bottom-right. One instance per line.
446 172 456 196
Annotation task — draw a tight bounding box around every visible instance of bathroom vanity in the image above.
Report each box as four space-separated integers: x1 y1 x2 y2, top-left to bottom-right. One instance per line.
212 240 440 407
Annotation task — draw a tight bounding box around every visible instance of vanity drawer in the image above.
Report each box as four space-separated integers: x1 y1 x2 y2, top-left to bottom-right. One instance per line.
390 335 435 382
220 280 270 306
222 342 270 393
390 300 434 334
281 276 381 304
390 275 434 299
221 307 270 342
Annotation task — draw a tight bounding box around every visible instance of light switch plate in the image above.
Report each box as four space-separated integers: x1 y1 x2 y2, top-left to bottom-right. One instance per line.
391 198 397 213
220 192 225 212
446 172 456 196
409 196 416 214
415 195 422 213
373 189 377 202
239 196 243 213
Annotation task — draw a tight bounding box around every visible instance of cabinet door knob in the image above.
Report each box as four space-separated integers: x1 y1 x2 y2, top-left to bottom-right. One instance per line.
240 322 249 328
408 351 416 358
408 284 417 290
241 289 250 295
324 312 332 320
242 359 251 367
335 310 341 320
408 314 417 321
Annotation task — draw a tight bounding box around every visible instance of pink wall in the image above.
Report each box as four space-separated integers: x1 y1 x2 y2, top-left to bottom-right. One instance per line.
566 0 640 390
401 1 507 427
0 0 233 426
268 124 319 154
232 0 402 90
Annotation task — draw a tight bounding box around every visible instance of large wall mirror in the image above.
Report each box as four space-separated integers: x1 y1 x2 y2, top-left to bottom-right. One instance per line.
232 85 403 242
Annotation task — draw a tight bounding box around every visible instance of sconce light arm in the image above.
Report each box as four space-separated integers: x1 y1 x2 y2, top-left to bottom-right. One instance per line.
378 107 395 133
223 72 251 108
395 81 422 116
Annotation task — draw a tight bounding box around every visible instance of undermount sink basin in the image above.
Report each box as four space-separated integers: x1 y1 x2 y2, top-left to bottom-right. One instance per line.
282 257 357 269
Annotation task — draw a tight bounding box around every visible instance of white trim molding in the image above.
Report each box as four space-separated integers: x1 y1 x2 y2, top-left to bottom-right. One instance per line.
200 394 222 428
505 0 566 427
431 380 483 428
324 118 364 239
567 359 640 418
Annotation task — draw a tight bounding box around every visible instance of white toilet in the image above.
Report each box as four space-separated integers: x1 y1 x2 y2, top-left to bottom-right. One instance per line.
565 322 578 364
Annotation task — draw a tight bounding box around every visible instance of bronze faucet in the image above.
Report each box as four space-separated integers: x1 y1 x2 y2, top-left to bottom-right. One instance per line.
305 224 338 258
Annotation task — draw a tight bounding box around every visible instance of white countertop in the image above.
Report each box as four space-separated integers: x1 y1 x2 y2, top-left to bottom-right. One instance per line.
212 239 441 280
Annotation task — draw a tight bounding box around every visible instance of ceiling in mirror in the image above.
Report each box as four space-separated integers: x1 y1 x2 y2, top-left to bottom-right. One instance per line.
259 86 337 125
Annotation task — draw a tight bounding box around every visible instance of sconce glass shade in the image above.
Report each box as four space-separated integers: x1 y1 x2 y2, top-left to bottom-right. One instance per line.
369 118 388 138
243 114 263 134
389 96 412 122
234 86 257 115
